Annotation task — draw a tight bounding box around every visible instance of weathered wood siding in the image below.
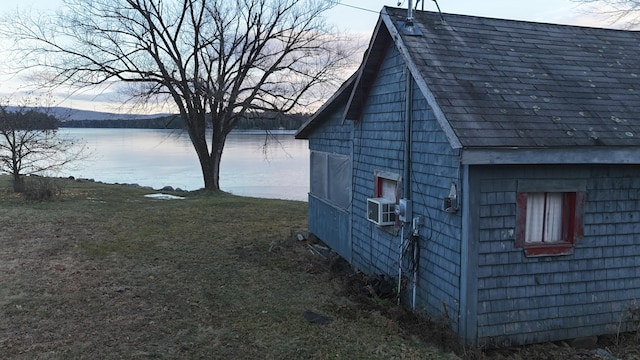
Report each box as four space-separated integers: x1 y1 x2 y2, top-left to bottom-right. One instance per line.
350 44 463 322
409 82 463 319
308 113 352 156
306 97 353 260
307 199 351 260
470 164 640 346
351 45 405 276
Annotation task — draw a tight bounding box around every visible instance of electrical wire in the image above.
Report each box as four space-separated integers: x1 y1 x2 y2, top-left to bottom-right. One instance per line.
336 2 380 14
411 171 434 243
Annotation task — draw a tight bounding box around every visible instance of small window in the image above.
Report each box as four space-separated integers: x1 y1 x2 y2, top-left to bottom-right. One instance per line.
376 177 398 201
374 170 401 203
515 181 586 256
525 192 567 243
370 171 401 227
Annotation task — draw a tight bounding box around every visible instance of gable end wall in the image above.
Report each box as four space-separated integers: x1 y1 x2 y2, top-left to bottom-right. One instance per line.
351 44 464 325
351 44 406 277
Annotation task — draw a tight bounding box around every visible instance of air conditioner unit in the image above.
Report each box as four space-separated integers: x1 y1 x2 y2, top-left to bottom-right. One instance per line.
367 198 396 226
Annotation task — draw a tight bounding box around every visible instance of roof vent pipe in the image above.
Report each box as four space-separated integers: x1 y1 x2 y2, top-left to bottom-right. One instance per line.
398 0 422 36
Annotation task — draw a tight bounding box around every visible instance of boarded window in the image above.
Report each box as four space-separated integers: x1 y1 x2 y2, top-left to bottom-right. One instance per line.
310 151 350 209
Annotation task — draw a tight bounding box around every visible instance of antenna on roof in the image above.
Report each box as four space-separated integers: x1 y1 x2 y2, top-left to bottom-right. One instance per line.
407 0 414 23
432 0 445 22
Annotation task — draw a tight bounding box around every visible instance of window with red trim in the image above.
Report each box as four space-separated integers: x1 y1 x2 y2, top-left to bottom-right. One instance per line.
515 189 585 257
374 176 398 201
372 171 401 227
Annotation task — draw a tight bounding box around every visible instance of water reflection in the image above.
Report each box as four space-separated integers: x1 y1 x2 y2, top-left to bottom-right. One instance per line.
57 128 310 201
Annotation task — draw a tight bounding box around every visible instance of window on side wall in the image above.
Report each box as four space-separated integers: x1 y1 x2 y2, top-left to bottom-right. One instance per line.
309 151 351 210
374 171 400 202
515 180 586 257
367 171 401 227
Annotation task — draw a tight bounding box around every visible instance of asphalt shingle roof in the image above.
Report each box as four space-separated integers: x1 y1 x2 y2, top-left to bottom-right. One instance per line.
385 7 640 148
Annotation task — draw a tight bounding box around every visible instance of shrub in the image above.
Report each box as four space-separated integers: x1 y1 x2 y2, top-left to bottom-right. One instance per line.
23 176 64 201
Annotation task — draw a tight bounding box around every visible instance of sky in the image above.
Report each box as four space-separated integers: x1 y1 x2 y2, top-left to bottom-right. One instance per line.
327 0 605 34
0 0 618 113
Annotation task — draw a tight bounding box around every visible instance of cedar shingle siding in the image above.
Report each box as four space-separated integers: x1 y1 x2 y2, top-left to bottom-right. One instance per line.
473 165 640 344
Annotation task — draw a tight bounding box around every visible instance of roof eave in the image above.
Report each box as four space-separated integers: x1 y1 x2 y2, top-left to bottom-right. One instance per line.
343 7 463 149
379 8 463 149
297 11 394 139
461 146 640 165
294 72 357 139
342 14 392 122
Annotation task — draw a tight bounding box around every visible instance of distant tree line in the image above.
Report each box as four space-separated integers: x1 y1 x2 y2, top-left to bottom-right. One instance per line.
62 115 184 129
61 112 309 130
0 109 58 130
236 112 309 130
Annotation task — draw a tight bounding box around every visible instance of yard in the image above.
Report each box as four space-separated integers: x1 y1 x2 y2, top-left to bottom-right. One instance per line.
1 176 638 359
0 176 456 359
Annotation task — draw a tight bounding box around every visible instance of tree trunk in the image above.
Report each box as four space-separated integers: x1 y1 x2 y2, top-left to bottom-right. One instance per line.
208 132 228 192
192 129 228 192
12 174 24 193
199 154 218 191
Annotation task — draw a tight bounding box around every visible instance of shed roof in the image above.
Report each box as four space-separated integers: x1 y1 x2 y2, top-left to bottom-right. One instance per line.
400 8 640 148
384 7 640 148
300 7 640 150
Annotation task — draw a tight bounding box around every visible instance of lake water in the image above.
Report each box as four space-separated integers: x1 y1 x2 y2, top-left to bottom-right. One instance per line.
56 128 310 201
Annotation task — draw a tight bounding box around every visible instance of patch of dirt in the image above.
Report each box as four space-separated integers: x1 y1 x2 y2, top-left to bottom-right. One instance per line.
288 235 640 360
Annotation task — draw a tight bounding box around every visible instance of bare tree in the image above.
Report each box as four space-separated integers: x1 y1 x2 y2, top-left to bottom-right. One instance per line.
1 0 355 191
0 98 85 192
573 0 640 27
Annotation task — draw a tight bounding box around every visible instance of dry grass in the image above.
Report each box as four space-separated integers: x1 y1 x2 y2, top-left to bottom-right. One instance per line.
0 176 458 359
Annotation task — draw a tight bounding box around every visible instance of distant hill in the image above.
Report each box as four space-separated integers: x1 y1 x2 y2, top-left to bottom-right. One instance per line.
4 106 173 121
4 106 309 130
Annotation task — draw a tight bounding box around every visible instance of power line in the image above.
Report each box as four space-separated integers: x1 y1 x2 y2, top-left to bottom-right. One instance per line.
336 2 380 14
336 1 439 15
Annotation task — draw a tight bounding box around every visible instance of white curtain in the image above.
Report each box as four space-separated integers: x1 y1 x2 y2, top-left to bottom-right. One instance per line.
525 192 563 243
544 193 563 242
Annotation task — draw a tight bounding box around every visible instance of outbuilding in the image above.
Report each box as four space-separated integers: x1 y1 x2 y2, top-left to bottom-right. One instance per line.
296 7 640 346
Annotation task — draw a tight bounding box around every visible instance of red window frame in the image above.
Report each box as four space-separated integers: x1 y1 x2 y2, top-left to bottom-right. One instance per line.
373 171 401 227
373 174 399 200
515 191 585 256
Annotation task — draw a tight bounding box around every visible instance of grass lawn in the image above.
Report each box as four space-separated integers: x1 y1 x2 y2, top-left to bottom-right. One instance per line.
0 176 458 359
